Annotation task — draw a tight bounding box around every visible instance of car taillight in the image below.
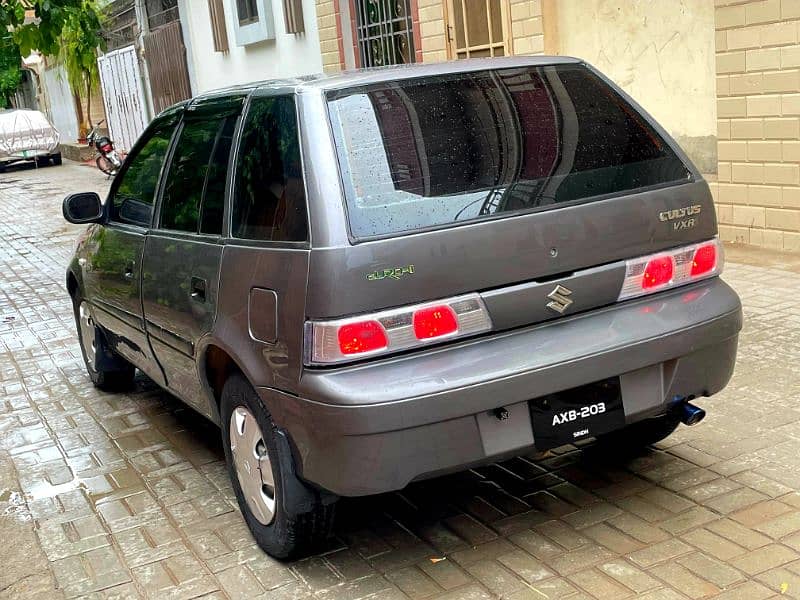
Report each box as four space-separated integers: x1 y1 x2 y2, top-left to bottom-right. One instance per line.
642 256 674 289
413 305 458 339
337 321 387 355
305 293 492 365
619 238 723 301
691 243 717 276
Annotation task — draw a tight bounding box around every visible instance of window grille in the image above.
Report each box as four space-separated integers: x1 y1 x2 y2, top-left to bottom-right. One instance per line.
354 0 416 67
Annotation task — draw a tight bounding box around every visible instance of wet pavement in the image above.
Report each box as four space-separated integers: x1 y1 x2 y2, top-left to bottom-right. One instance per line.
2 161 800 599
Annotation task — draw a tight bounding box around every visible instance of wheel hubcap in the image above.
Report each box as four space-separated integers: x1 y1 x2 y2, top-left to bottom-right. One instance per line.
78 301 97 368
229 406 276 525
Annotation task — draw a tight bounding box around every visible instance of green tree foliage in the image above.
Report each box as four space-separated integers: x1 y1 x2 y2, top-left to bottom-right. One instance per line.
0 0 105 121
0 0 86 57
0 34 22 108
57 0 105 123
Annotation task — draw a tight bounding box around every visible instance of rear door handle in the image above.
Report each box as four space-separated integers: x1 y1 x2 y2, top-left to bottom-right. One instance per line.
124 261 135 280
190 276 206 302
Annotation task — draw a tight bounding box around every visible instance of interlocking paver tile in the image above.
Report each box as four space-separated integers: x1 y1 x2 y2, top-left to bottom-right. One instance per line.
131 552 218 599
569 567 635 598
729 543 798 575
629 539 693 568
680 528 747 561
677 552 746 588
113 517 188 568
6 163 800 598
51 546 130 598
648 561 720 599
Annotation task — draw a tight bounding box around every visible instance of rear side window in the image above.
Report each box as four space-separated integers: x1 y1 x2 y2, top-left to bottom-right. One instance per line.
111 124 176 227
159 115 236 235
327 64 691 239
232 96 308 242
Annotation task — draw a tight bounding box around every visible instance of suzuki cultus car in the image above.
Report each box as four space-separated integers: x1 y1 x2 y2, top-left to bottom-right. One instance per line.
62 57 742 558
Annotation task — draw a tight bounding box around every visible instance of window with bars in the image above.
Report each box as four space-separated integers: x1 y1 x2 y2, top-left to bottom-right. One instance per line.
236 0 259 25
354 0 415 68
447 0 509 59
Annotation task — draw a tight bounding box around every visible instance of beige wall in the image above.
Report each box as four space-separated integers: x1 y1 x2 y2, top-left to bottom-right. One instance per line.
715 0 800 251
317 0 342 73
548 0 718 174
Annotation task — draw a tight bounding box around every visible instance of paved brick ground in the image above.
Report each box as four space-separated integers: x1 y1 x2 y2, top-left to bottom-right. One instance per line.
1 161 800 599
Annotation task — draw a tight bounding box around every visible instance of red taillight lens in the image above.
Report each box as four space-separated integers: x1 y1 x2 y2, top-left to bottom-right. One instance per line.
413 305 458 339
618 238 723 301
642 256 674 289
691 244 717 277
100 144 112 152
337 321 387 355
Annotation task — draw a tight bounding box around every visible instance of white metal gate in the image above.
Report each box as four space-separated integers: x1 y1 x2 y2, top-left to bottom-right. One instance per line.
97 45 149 152
41 66 78 142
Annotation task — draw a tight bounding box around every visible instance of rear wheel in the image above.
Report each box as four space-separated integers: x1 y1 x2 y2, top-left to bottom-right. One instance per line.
221 374 336 559
51 153 62 166
594 415 681 453
72 297 135 390
96 155 116 175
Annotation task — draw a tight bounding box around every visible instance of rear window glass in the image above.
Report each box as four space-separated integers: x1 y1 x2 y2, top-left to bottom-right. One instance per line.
327 64 690 239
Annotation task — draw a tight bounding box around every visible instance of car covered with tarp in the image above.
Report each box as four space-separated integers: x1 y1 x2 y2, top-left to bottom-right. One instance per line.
0 109 62 170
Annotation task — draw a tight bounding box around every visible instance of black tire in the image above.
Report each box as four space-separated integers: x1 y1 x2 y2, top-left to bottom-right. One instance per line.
51 153 62 166
34 155 49 167
72 295 135 390
96 155 116 175
594 415 681 454
220 374 336 560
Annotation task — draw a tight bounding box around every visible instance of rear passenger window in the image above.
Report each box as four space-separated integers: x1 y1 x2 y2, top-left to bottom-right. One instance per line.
159 114 237 235
232 96 308 242
111 124 176 227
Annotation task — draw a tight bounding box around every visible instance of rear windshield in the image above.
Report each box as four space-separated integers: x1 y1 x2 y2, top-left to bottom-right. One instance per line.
326 64 690 239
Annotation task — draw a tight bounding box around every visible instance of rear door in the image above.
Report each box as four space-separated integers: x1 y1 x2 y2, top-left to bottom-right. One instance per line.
81 112 180 385
140 96 242 416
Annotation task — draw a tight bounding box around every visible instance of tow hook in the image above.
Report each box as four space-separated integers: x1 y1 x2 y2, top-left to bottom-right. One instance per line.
673 400 706 426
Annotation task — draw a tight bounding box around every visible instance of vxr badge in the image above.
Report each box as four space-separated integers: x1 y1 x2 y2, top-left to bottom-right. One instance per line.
546 284 573 314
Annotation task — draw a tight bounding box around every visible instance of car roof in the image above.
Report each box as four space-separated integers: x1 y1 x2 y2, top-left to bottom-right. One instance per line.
185 55 583 106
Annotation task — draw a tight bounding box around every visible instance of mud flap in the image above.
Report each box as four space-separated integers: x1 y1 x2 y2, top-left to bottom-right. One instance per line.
273 429 337 517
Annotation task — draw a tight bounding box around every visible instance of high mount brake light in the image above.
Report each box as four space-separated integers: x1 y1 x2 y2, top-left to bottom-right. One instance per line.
618 238 723 301
305 293 492 365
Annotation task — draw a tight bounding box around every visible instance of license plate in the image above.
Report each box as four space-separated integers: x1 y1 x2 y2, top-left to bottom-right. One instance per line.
530 378 625 450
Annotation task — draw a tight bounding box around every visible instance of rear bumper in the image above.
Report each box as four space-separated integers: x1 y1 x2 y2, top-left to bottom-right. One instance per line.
260 278 742 496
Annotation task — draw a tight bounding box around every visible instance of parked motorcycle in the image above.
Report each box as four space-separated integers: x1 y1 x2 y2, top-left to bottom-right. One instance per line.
87 121 122 176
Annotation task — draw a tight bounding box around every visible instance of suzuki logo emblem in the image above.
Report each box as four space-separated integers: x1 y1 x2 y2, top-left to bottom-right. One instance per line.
546 285 573 314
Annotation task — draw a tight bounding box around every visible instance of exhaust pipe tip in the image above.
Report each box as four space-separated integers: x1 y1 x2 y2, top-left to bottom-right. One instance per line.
678 402 706 426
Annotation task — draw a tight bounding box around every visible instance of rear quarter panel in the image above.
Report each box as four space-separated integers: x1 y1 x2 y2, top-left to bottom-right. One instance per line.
206 244 310 393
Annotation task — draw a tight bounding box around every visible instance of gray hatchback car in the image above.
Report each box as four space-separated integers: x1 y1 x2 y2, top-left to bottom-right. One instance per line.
63 57 742 559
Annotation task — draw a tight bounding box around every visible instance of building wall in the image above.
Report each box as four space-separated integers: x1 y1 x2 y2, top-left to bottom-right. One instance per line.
549 0 717 175
509 0 544 56
317 0 343 72
715 0 800 251
180 0 323 92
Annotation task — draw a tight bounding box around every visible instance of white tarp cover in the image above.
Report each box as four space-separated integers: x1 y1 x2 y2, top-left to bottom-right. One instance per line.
0 109 60 159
